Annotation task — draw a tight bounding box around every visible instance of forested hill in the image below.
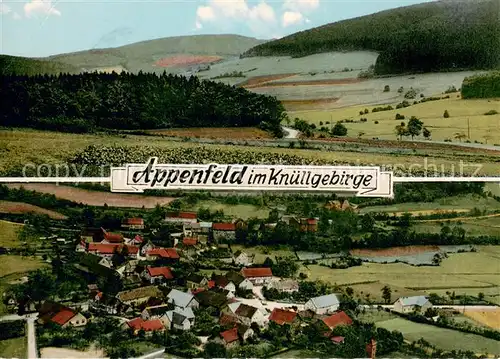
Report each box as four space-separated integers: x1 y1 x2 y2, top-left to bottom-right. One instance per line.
244 0 500 75
0 72 286 137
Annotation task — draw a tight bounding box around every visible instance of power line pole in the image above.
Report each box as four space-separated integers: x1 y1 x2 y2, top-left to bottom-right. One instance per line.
467 118 470 139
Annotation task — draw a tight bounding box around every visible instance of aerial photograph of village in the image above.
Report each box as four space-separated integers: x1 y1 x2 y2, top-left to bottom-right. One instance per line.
0 0 500 358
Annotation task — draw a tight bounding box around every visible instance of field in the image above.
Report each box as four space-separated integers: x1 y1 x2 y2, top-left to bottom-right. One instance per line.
343 282 424 303
377 317 500 355
296 95 500 144
194 201 269 219
304 247 500 301
463 309 500 330
0 255 47 277
231 245 295 263
154 55 222 68
5 184 175 209
2 130 499 178
360 194 500 214
0 200 67 220
350 246 441 257
0 336 27 359
0 220 23 248
414 216 500 237
145 127 272 139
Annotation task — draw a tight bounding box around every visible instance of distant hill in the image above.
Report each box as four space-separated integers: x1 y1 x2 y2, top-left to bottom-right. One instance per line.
0 55 80 76
0 34 266 76
244 0 500 75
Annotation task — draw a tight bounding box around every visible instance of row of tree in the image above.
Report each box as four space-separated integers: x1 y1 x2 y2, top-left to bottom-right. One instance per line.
0 72 287 137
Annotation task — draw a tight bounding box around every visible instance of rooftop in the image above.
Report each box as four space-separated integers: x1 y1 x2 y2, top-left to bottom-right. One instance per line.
220 327 239 344
269 308 297 325
322 311 353 330
146 266 174 279
241 267 273 278
212 223 236 231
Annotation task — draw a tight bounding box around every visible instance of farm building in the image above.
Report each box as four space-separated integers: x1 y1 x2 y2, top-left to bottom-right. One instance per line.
393 296 433 314
165 211 198 224
121 218 145 230
305 294 340 315
241 267 273 285
212 222 237 241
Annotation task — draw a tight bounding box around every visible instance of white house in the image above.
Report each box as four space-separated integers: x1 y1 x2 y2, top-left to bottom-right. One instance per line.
305 294 340 315
165 307 196 331
167 289 199 310
266 279 299 293
393 296 433 314
241 267 273 285
142 266 174 285
233 251 254 266
226 271 253 291
231 303 267 327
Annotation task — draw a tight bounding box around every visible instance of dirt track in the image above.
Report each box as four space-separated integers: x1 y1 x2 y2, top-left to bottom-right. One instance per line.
6 184 176 208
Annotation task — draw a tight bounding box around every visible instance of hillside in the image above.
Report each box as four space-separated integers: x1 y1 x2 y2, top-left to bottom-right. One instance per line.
244 0 500 75
0 35 266 76
0 55 80 76
48 34 267 73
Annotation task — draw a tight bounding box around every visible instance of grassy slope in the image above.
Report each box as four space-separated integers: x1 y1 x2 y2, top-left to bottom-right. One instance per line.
0 55 80 76
0 35 266 76
244 0 500 74
48 35 267 73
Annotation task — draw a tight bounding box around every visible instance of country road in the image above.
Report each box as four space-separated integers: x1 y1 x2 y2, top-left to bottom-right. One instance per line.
27 317 38 359
282 126 299 139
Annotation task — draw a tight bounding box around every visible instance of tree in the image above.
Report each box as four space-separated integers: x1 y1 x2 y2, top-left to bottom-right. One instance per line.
395 122 409 140
331 122 348 136
358 131 365 138
443 110 450 118
454 132 467 142
407 116 423 139
203 342 226 358
360 213 375 232
423 127 431 139
477 292 485 302
383 85 390 92
381 285 392 304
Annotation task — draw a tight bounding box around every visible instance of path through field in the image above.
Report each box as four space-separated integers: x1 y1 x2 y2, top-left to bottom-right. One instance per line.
6 184 176 208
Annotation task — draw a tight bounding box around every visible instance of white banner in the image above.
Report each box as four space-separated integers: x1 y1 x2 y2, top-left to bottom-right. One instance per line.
110 157 394 198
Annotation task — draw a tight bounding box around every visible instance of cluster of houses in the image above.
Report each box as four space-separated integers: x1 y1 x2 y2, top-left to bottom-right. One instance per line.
10 211 436 352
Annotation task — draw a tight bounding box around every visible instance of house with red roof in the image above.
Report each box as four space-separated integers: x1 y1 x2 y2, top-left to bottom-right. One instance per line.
87 243 139 259
142 266 174 285
217 324 254 348
127 235 144 246
165 211 198 224
268 308 298 326
241 267 273 285
127 317 165 335
122 218 145 230
145 248 180 261
37 301 87 328
100 229 125 244
321 311 353 331
212 222 236 242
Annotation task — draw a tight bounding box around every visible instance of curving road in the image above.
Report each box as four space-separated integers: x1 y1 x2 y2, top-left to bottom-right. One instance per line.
282 126 299 139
